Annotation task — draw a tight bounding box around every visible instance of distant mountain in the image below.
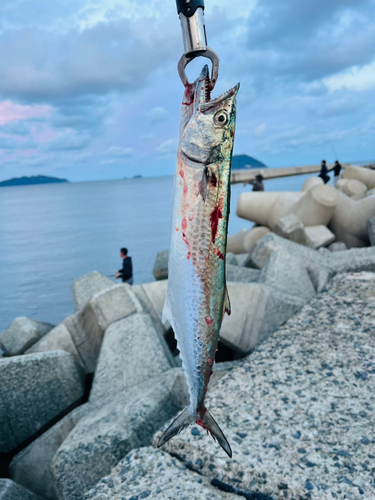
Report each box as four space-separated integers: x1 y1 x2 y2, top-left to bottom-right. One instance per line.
0 175 69 187
232 155 267 170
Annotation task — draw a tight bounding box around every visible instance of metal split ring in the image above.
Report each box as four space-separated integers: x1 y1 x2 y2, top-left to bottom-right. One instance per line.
177 47 220 91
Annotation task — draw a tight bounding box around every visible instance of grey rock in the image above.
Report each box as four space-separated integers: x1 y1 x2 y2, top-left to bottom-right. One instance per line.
132 280 169 335
26 323 82 367
70 284 143 373
329 246 375 274
221 283 304 354
304 225 335 249
234 253 251 266
10 405 89 500
259 250 316 303
0 317 54 356
155 273 375 499
51 369 189 500
226 252 239 266
367 215 375 246
81 447 238 500
226 264 260 283
153 250 168 280
274 213 307 245
0 479 43 500
71 271 114 311
329 241 348 252
89 313 174 402
0 351 85 454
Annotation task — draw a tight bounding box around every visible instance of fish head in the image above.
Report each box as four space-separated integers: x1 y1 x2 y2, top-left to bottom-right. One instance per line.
180 65 239 165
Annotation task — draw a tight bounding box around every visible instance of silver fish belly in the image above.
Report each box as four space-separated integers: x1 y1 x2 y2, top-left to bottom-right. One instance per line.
158 65 239 457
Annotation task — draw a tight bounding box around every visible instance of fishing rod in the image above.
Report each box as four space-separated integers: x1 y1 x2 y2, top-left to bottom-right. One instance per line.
175 0 219 90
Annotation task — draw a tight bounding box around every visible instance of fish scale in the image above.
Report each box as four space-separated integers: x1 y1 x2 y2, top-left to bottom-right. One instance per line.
158 65 239 457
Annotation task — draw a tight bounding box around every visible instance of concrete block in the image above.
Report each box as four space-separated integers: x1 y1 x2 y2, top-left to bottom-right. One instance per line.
259 250 316 303
274 213 306 245
70 284 143 373
81 447 238 500
367 216 375 246
301 176 324 191
71 271 114 311
0 351 85 454
0 479 43 500
226 252 239 265
329 242 348 252
226 264 260 283
329 246 375 274
153 250 168 280
304 225 335 249
10 405 89 500
51 369 189 500
26 323 82 367
342 164 375 189
227 227 270 254
132 280 169 335
329 191 375 247
220 283 304 354
0 317 54 356
89 313 174 402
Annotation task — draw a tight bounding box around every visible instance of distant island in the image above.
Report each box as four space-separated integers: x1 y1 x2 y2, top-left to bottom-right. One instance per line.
232 155 267 170
0 175 69 187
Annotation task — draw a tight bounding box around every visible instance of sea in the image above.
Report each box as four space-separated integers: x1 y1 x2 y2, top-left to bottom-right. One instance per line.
0 173 314 332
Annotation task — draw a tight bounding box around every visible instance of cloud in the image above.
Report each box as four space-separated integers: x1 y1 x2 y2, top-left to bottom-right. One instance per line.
255 124 266 137
155 138 177 155
324 57 375 92
147 106 168 123
0 17 180 102
45 130 91 151
0 100 50 125
105 145 133 157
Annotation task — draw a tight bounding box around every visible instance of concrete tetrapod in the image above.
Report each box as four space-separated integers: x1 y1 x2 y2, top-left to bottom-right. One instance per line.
236 192 291 226
336 178 367 198
301 176 324 192
290 184 338 227
329 190 375 248
342 165 375 189
227 226 270 254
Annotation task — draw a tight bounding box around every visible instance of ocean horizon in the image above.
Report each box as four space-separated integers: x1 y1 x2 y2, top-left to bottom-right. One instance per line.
0 172 316 332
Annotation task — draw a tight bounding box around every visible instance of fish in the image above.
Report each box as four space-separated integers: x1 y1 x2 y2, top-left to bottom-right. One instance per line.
158 65 239 458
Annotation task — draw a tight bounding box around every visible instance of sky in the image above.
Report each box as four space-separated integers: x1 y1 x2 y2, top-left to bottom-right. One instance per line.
0 0 374 182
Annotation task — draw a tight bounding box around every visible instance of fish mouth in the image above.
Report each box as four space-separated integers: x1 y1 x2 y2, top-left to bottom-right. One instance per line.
196 65 240 110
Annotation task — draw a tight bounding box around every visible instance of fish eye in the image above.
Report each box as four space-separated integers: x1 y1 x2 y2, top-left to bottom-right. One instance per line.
214 111 228 126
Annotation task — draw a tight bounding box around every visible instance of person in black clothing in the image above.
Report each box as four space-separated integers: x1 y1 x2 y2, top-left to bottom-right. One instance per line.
318 160 330 184
247 173 265 191
329 160 342 185
115 247 133 284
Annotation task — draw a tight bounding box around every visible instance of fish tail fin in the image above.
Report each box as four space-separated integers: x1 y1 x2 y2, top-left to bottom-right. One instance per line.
157 406 232 459
199 408 232 458
157 407 194 448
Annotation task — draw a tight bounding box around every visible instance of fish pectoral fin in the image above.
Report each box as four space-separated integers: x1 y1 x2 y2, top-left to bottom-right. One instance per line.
223 286 231 316
199 408 232 458
199 166 209 202
157 407 194 448
162 296 173 326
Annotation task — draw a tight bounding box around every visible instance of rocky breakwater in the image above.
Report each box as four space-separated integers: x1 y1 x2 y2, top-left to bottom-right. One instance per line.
1 236 375 499
229 164 375 252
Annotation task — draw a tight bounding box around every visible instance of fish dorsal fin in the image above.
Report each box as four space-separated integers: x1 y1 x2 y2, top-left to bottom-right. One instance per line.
223 286 231 316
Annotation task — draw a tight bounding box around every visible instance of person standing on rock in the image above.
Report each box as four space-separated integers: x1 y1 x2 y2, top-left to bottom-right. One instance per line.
115 248 133 285
318 160 330 184
246 173 265 191
329 160 342 185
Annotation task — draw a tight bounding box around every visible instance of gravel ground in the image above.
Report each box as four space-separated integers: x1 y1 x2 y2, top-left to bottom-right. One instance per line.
155 273 375 500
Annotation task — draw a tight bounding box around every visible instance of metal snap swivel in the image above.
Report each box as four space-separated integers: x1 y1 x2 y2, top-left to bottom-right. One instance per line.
177 47 220 91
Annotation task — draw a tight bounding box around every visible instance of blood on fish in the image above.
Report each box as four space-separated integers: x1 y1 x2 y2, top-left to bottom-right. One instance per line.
188 214 193 221
187 252 191 260
207 357 213 365
205 316 213 325
182 218 187 230
216 249 224 260
183 185 188 194
182 233 189 245
179 169 184 178
210 173 217 187
210 203 223 244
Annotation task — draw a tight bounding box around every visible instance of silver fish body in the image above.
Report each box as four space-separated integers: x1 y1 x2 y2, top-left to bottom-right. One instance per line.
159 66 239 457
